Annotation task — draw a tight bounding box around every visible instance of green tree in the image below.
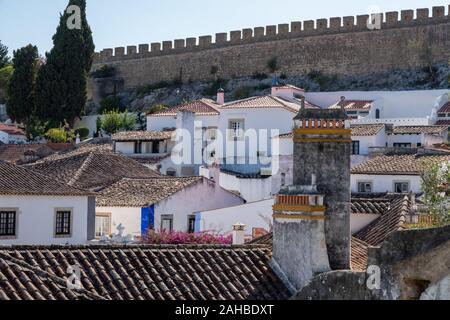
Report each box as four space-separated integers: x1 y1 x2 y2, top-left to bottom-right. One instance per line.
0 65 13 103
420 160 450 226
0 40 10 68
35 0 95 127
100 110 136 135
6 45 39 123
24 117 47 141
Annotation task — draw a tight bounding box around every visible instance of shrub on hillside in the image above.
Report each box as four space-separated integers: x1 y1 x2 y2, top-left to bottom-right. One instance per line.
233 85 252 100
90 64 116 78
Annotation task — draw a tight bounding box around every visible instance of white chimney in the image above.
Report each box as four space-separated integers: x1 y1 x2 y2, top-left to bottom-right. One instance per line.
232 222 246 245
217 88 225 105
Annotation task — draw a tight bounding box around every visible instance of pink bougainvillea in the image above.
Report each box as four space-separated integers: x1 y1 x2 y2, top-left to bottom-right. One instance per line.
142 229 232 245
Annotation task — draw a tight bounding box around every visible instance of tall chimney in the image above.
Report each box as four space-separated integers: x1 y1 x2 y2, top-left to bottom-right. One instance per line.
217 88 225 105
232 222 246 245
300 96 306 110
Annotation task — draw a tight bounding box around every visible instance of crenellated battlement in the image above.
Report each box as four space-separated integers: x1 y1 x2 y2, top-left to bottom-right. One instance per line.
94 6 450 62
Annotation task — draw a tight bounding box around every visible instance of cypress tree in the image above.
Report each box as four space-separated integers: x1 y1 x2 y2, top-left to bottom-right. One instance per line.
35 0 94 126
6 44 39 123
0 40 9 68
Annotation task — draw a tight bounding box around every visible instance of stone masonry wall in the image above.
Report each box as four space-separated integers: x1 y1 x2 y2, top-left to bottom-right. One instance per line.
92 7 450 90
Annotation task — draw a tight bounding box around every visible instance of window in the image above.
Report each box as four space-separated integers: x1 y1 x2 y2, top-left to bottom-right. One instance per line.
358 182 373 193
187 216 196 234
375 109 380 119
351 141 360 155
393 143 411 148
228 119 245 139
55 210 72 237
394 182 410 193
161 215 173 232
281 173 286 187
0 210 17 238
95 213 111 238
166 168 176 176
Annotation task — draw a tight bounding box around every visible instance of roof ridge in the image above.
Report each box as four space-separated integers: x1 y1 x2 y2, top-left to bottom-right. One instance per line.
67 151 95 187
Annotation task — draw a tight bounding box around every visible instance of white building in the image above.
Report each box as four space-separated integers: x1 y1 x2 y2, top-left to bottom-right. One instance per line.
0 123 27 144
351 153 450 194
95 176 245 238
0 161 95 245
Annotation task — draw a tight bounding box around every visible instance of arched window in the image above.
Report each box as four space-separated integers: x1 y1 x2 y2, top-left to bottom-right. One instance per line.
375 109 380 119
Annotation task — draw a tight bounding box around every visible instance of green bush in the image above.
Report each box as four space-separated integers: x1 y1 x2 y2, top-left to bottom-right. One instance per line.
146 104 168 115
45 127 74 143
74 127 90 140
101 110 137 135
90 64 116 78
233 86 252 100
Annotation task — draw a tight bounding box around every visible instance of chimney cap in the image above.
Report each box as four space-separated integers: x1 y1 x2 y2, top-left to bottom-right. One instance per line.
232 222 246 231
218 87 224 93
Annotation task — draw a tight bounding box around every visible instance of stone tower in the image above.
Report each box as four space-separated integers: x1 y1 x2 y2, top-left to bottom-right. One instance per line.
292 106 351 270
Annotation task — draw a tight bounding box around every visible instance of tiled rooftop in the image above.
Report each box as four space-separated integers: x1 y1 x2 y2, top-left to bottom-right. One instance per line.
350 124 385 136
151 99 220 117
354 194 411 246
96 177 203 207
0 160 91 197
351 154 450 175
112 130 174 141
222 95 317 113
25 151 160 191
435 120 450 126
329 100 373 111
0 123 25 136
391 126 449 135
438 101 450 113
0 245 290 300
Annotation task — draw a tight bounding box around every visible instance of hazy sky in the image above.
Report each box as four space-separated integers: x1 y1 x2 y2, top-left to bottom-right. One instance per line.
0 0 448 56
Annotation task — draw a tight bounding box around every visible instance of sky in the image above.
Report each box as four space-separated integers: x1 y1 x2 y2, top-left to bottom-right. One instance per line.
0 0 448 56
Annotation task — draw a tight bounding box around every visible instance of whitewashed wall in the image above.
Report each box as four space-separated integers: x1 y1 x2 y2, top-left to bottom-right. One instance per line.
96 206 141 237
0 131 8 144
154 178 244 232
196 199 274 235
219 171 272 202
305 90 449 119
351 174 422 193
147 114 219 132
0 195 91 245
351 214 380 234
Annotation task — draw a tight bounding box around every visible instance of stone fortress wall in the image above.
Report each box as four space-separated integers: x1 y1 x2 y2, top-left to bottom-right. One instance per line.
92 6 450 90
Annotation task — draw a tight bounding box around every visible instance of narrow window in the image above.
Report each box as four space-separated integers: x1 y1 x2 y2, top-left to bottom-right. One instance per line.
358 182 372 193
394 182 410 193
55 210 72 236
161 215 174 232
351 141 360 155
187 216 196 234
375 109 380 119
95 213 111 238
0 210 16 237
281 173 286 187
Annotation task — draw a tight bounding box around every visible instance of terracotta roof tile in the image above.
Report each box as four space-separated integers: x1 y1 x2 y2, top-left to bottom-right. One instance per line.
112 131 174 141
0 161 91 197
96 177 203 207
0 144 73 164
351 154 450 175
354 195 411 246
351 124 385 136
351 197 390 215
151 99 220 117
392 126 448 135
222 95 318 113
350 237 370 272
0 245 290 300
435 120 450 126
329 100 373 111
25 151 160 191
438 101 450 113
0 124 25 136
